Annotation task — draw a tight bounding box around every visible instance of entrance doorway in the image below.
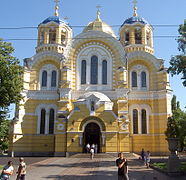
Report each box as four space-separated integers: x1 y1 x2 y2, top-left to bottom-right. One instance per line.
83 122 101 153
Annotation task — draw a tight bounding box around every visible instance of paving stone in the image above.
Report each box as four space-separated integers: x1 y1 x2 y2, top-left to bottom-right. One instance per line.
1 156 186 180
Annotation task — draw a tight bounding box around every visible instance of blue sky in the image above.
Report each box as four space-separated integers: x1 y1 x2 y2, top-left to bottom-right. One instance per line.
0 0 185 117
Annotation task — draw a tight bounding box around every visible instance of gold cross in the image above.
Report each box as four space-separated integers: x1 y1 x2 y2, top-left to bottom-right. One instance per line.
132 0 137 7
96 5 102 11
96 5 102 20
54 0 60 16
54 0 60 6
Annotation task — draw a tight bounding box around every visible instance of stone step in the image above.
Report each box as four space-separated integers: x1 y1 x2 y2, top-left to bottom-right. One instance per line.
69 153 136 159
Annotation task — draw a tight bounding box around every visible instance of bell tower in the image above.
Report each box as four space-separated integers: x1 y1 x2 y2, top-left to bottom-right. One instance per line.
119 0 154 54
36 0 72 54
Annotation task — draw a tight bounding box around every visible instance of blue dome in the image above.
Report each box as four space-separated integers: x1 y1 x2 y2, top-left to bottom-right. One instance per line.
41 16 66 25
121 16 149 26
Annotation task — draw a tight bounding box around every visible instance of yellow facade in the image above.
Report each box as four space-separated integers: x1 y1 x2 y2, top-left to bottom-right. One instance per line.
9 4 172 157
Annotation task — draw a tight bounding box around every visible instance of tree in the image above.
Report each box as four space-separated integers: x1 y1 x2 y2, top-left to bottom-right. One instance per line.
0 38 23 151
168 20 186 86
0 113 10 152
0 38 23 109
165 95 186 150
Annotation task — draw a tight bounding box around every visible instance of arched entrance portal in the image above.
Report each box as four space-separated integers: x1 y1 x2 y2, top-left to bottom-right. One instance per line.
83 123 101 153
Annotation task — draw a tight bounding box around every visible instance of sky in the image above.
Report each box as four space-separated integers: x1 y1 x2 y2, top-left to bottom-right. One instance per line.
0 0 185 118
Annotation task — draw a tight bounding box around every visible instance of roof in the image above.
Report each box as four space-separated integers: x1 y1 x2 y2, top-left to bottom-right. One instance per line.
41 16 67 25
78 92 111 102
121 16 149 26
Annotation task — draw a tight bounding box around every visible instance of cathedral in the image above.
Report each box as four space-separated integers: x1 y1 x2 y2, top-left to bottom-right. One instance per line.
9 2 172 156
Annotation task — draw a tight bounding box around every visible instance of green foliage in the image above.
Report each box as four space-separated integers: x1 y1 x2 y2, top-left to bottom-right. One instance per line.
0 38 23 151
0 38 23 109
0 115 10 152
168 20 186 87
153 162 167 170
153 162 186 172
165 95 186 149
165 116 180 138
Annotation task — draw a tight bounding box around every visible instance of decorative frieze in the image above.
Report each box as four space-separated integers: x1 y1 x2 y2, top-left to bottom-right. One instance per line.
129 90 172 100
26 90 59 100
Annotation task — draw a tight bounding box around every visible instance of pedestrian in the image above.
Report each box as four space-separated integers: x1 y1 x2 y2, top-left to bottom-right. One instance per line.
140 148 145 161
91 143 95 150
144 151 150 168
95 144 98 153
90 148 95 160
16 157 26 180
86 143 90 153
116 152 129 180
0 161 14 180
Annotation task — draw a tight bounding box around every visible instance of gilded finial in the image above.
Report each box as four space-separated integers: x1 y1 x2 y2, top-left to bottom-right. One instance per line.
96 5 101 21
54 0 60 16
132 0 138 16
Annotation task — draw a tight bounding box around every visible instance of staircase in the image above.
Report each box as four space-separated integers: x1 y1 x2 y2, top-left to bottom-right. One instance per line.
69 153 137 159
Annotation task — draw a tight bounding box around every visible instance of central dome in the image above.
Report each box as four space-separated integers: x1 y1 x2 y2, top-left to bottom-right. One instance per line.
83 10 116 37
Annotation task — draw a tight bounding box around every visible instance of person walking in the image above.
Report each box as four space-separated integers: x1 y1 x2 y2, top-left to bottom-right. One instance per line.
86 143 90 153
140 148 145 161
0 161 14 180
91 143 95 150
90 147 95 160
144 151 150 168
16 157 26 180
95 144 98 153
116 152 129 180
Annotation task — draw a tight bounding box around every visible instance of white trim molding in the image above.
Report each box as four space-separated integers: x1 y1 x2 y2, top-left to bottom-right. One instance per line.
35 104 58 134
76 44 113 91
129 104 151 134
39 64 59 90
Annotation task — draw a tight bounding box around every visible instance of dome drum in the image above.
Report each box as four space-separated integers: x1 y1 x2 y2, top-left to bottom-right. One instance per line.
37 18 72 52
119 18 153 54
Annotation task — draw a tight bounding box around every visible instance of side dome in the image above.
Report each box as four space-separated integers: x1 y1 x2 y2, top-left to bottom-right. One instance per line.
121 16 149 27
83 9 116 38
41 16 67 25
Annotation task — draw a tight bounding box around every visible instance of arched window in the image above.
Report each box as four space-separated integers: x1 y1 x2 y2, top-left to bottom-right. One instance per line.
40 109 46 134
135 28 142 44
91 101 95 111
81 60 86 84
90 56 98 84
40 31 44 45
49 109 55 134
141 109 147 134
61 30 66 45
132 71 137 87
133 109 138 134
125 31 130 45
42 71 47 87
141 71 147 88
49 28 56 44
102 60 107 84
51 70 57 87
61 34 66 44
146 31 151 46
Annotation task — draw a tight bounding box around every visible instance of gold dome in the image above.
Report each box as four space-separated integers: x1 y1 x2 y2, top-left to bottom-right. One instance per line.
83 10 116 37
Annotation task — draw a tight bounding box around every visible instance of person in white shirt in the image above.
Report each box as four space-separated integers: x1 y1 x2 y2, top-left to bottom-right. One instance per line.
16 157 26 180
1 161 14 180
90 148 95 160
86 143 90 153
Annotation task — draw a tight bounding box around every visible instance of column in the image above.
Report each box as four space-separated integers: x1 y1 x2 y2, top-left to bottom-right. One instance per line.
130 28 135 44
142 27 146 45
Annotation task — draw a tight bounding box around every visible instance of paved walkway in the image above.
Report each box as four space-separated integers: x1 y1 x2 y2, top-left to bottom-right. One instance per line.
1 156 186 180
